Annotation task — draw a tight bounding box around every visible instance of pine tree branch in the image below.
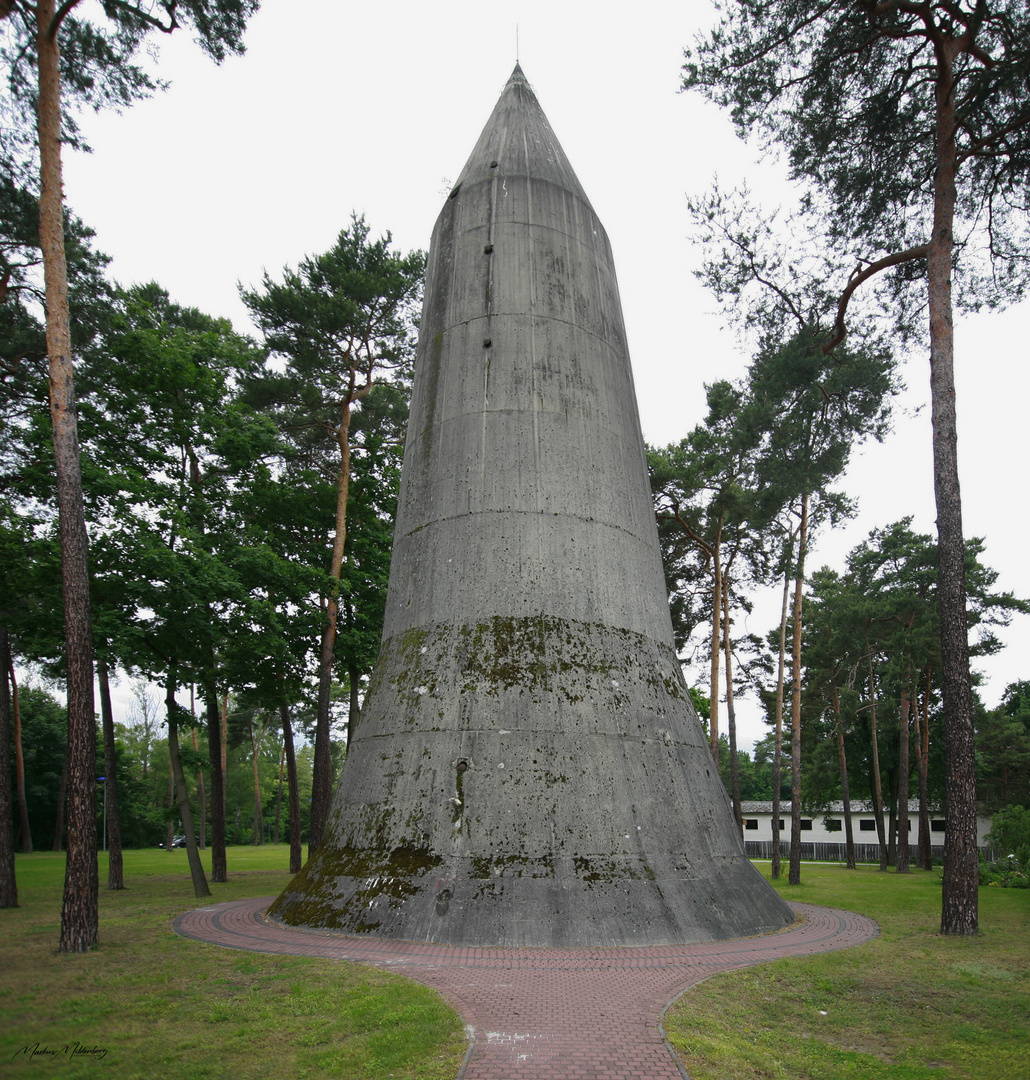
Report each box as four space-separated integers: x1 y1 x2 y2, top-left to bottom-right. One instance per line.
658 501 716 562
48 0 84 38
99 0 180 35
722 3 839 73
823 244 928 354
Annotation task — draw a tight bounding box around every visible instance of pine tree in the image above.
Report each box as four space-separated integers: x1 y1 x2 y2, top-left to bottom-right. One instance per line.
1 0 258 952
684 0 1030 934
240 218 424 854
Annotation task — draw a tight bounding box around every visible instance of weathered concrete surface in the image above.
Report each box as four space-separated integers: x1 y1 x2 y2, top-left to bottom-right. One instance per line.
268 65 794 947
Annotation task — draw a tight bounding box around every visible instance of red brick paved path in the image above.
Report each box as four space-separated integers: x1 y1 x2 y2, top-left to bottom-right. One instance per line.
174 898 877 1080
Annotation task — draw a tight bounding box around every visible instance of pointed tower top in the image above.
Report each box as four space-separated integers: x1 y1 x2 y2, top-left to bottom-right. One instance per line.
452 64 590 203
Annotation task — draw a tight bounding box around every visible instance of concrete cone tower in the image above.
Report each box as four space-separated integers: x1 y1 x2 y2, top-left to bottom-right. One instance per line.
268 66 794 947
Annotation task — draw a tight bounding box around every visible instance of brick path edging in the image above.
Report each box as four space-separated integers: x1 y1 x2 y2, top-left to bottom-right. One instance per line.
174 898 878 1079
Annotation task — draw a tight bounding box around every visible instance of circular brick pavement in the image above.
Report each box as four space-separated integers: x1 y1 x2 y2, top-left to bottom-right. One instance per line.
174 898 878 1079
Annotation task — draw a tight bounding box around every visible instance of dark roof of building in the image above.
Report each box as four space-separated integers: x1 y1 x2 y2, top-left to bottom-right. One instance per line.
739 800 940 815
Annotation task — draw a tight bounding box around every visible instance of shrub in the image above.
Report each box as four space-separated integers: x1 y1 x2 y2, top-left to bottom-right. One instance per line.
979 853 1030 889
985 805 1030 856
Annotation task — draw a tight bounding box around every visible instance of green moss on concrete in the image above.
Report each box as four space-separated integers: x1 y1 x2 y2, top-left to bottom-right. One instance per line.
268 842 443 932
377 614 689 708
468 853 555 879
266 615 721 939
567 854 657 889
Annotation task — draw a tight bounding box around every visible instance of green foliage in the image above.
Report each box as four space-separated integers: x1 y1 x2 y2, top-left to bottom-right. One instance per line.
979 855 1030 889
87 692 317 850
716 735 786 803
76 283 276 684
650 376 766 658
12 686 66 850
239 216 424 749
977 681 1030 810
689 685 710 723
985 804 1030 857
1 1 259 161
745 326 896 515
789 522 1026 814
683 2 1030 318
652 326 898 721
241 214 425 391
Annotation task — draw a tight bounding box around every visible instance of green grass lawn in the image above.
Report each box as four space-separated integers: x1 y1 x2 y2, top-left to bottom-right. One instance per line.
3 852 1027 1080
664 863 1030 1080
0 846 466 1079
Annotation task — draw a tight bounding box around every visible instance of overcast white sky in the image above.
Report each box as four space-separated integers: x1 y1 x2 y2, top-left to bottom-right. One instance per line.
57 0 1029 748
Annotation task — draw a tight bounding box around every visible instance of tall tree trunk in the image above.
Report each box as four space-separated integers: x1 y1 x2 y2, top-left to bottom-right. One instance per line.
916 666 934 870
204 683 227 881
708 514 724 766
788 491 808 886
97 657 125 889
165 766 175 854
864 636 889 871
771 546 792 879
721 572 742 832
251 718 264 844
9 659 32 853
274 742 285 844
310 403 354 855
310 398 358 855
183 436 222 870
929 43 977 936
279 691 302 874
36 0 98 954
0 627 18 908
831 685 856 869
897 683 912 874
189 688 206 850
220 694 228 808
165 676 210 898
191 724 206 850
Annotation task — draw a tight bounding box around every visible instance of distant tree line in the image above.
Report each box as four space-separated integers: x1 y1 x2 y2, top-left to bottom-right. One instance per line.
10 680 327 852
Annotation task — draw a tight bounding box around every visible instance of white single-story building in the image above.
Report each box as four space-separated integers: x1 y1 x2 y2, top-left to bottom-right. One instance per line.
737 800 994 861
